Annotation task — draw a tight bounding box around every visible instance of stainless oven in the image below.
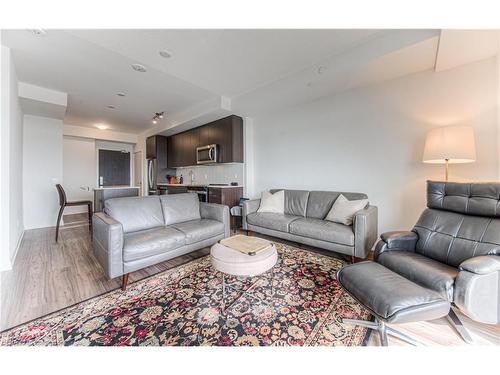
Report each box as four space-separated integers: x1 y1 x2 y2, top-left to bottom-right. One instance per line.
196 144 218 164
187 186 208 202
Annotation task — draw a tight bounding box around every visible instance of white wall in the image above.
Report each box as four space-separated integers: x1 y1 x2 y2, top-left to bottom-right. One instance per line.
252 57 499 233
23 115 63 229
63 136 96 214
0 45 24 270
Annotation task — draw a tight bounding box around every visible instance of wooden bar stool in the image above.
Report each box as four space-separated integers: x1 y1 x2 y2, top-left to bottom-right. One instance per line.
55 184 93 242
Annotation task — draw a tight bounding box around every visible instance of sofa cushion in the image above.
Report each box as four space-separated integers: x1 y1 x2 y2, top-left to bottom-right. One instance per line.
105 196 164 234
123 227 185 262
289 218 355 246
377 251 458 301
283 190 309 217
306 191 368 219
246 212 301 232
170 219 225 244
160 193 201 226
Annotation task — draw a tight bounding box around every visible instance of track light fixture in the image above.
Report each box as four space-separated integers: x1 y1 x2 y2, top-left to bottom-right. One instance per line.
152 111 165 124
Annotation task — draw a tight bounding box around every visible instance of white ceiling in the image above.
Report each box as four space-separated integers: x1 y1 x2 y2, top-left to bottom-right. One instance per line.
2 29 385 134
68 29 381 97
1 29 215 133
435 30 500 72
2 29 496 135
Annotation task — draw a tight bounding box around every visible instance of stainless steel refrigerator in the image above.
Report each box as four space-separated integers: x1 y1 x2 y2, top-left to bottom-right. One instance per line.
147 158 158 195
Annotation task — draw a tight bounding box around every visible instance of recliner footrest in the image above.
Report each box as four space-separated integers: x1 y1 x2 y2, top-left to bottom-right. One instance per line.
337 261 450 324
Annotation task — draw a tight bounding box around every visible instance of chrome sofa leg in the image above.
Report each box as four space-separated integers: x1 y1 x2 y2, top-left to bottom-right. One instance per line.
447 308 473 344
378 321 388 346
386 327 423 346
342 318 424 346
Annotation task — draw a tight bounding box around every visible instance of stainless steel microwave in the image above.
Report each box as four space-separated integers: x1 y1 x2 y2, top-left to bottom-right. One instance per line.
196 144 218 164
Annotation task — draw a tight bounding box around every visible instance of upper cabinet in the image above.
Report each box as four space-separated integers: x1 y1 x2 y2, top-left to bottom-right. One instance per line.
146 135 167 160
167 115 243 168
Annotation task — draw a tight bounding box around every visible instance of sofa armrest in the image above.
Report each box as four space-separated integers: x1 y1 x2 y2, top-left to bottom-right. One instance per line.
454 255 500 324
92 212 124 279
242 199 261 230
459 255 500 275
200 202 230 238
353 205 378 259
381 231 418 250
374 231 418 260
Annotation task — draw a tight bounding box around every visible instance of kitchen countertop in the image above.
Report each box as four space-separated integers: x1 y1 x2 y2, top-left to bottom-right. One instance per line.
94 186 141 190
157 183 243 189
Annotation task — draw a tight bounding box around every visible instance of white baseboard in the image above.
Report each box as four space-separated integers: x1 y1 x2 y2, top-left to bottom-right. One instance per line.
9 229 24 269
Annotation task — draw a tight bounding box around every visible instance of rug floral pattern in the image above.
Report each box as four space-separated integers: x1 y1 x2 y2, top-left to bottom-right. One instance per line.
0 243 371 346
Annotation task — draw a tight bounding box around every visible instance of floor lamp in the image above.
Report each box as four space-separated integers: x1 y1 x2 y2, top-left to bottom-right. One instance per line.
423 126 476 181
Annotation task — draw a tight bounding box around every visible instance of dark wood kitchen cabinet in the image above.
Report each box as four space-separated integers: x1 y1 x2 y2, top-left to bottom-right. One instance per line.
208 186 244 231
167 115 243 168
146 135 173 182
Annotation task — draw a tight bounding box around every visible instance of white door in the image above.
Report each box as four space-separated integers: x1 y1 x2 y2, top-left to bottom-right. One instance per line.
134 151 143 195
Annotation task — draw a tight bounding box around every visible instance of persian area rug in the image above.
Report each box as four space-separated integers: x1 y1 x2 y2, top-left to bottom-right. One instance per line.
0 243 372 346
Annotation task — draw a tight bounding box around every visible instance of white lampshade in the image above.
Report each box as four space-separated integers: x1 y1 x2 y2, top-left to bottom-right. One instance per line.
423 125 476 164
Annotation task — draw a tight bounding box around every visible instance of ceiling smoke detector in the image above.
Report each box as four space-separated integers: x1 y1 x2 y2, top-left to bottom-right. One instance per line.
116 92 126 97
159 50 172 58
131 63 147 73
107 105 116 109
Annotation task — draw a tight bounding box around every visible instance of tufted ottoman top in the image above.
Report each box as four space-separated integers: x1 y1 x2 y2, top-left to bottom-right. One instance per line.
210 240 278 277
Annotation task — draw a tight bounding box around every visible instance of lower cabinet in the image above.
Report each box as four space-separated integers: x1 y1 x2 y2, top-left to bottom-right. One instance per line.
208 187 243 231
166 185 188 194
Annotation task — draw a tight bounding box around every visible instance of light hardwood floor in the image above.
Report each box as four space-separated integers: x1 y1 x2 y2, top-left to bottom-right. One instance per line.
1 214 498 346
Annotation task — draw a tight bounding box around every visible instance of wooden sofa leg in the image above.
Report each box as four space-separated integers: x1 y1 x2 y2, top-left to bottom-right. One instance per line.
351 256 356 264
247 230 253 237
121 273 129 291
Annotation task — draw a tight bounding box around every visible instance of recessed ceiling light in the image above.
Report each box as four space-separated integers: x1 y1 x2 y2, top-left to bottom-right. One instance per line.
159 50 172 58
27 29 47 37
152 119 158 124
131 63 147 73
95 124 108 130
106 105 116 109
117 92 126 97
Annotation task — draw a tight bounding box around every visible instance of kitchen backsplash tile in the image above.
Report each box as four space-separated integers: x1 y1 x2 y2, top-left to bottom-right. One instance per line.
176 164 244 186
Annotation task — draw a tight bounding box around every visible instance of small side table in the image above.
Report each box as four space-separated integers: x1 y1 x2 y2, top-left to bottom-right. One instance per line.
210 241 278 313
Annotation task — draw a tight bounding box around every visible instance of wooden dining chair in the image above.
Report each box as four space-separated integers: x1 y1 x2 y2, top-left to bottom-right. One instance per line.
55 184 93 242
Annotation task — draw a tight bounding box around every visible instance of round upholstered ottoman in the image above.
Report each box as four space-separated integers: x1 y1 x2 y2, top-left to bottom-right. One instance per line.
210 242 278 277
210 240 278 313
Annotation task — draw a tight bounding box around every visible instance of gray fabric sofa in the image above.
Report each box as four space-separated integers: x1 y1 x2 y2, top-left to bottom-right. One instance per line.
242 189 378 260
93 193 230 289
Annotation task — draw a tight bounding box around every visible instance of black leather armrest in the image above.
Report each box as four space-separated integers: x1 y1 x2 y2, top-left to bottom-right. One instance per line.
380 231 418 250
459 255 500 275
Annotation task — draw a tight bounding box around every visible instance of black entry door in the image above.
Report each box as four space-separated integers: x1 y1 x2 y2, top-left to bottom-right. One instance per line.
98 150 130 186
